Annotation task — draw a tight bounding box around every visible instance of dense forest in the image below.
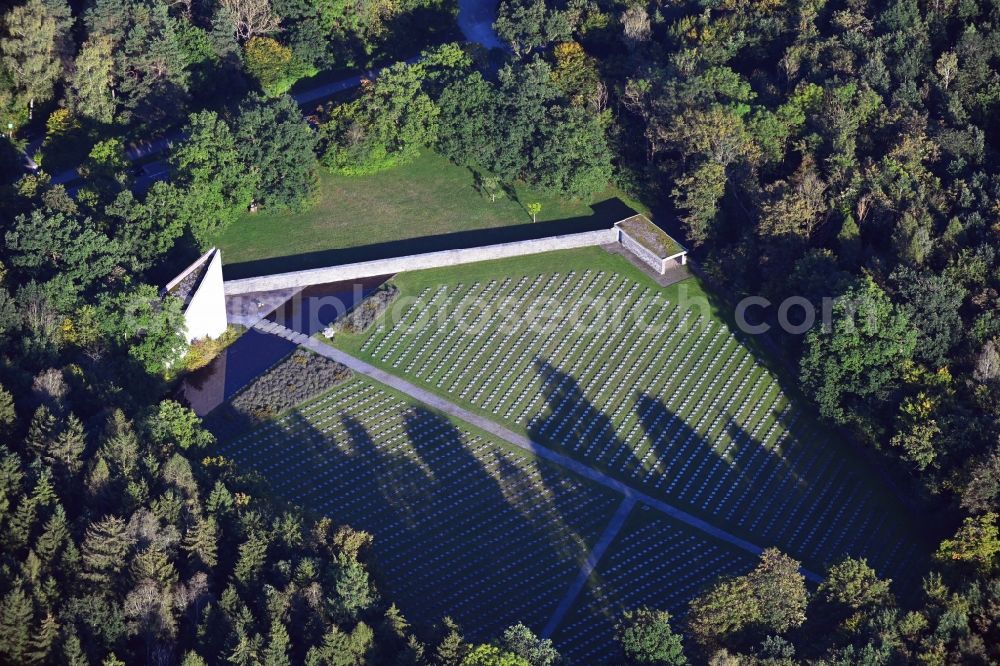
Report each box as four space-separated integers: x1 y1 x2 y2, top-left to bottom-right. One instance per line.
1 0 999 662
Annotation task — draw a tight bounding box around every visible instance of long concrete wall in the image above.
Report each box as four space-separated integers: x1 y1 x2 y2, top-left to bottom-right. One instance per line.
224 228 618 295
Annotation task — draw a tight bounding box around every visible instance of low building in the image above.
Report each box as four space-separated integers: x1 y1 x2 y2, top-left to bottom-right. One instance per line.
614 215 688 274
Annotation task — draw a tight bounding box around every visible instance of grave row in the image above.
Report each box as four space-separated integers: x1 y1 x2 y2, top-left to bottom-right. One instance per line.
356 271 920 579
218 378 623 644
554 510 759 663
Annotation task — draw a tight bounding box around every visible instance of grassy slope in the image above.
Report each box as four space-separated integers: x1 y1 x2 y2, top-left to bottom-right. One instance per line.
327 247 931 569
216 373 624 642
333 247 727 354
215 149 647 268
331 248 758 470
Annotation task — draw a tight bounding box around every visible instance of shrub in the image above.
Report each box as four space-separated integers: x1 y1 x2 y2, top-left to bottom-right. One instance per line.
327 285 399 336
243 37 314 97
183 326 243 372
206 348 351 439
45 108 78 137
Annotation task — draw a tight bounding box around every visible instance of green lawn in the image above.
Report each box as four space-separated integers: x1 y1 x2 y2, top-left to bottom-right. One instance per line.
213 248 932 659
215 149 647 276
215 375 623 645
328 248 930 581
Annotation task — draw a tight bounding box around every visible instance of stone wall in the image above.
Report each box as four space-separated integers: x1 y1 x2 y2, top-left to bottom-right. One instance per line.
617 228 666 275
224 228 618 295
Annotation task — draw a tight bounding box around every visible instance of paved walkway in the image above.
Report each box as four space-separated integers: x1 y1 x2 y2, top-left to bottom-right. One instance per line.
541 496 636 639
234 289 305 328
602 243 692 287
291 55 419 107
272 324 822 584
253 321 311 344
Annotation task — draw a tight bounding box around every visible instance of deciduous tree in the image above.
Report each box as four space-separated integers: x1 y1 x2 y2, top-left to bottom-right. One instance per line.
234 94 318 209
961 445 1000 514
99 285 187 376
244 36 312 97
5 209 122 298
67 37 116 124
171 110 256 245
817 558 893 615
800 277 917 425
616 608 687 665
494 0 571 57
0 0 73 121
497 623 561 666
746 549 808 633
936 512 1000 571
221 0 281 41
532 105 612 197
892 268 966 368
320 61 438 175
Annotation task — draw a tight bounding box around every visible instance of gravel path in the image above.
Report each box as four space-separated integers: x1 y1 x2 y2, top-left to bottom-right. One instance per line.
541 496 637 638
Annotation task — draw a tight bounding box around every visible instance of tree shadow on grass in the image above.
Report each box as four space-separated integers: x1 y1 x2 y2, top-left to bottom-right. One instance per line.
631 391 927 587
225 397 614 643
527 358 625 465
384 406 606 639
632 391 811 542
517 351 922 585
221 197 637 279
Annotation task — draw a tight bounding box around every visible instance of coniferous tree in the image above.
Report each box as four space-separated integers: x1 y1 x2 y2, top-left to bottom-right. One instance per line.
234 532 269 586
7 497 37 550
183 514 219 568
0 586 34 662
264 620 292 666
81 515 132 588
131 544 179 588
49 413 86 479
34 505 69 566
26 612 59 664
25 405 58 461
333 552 375 620
0 385 15 436
434 617 467 666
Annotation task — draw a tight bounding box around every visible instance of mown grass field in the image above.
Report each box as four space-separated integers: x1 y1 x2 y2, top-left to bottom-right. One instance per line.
215 247 930 661
215 149 646 273
215 374 775 660
215 376 626 645
332 248 929 580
